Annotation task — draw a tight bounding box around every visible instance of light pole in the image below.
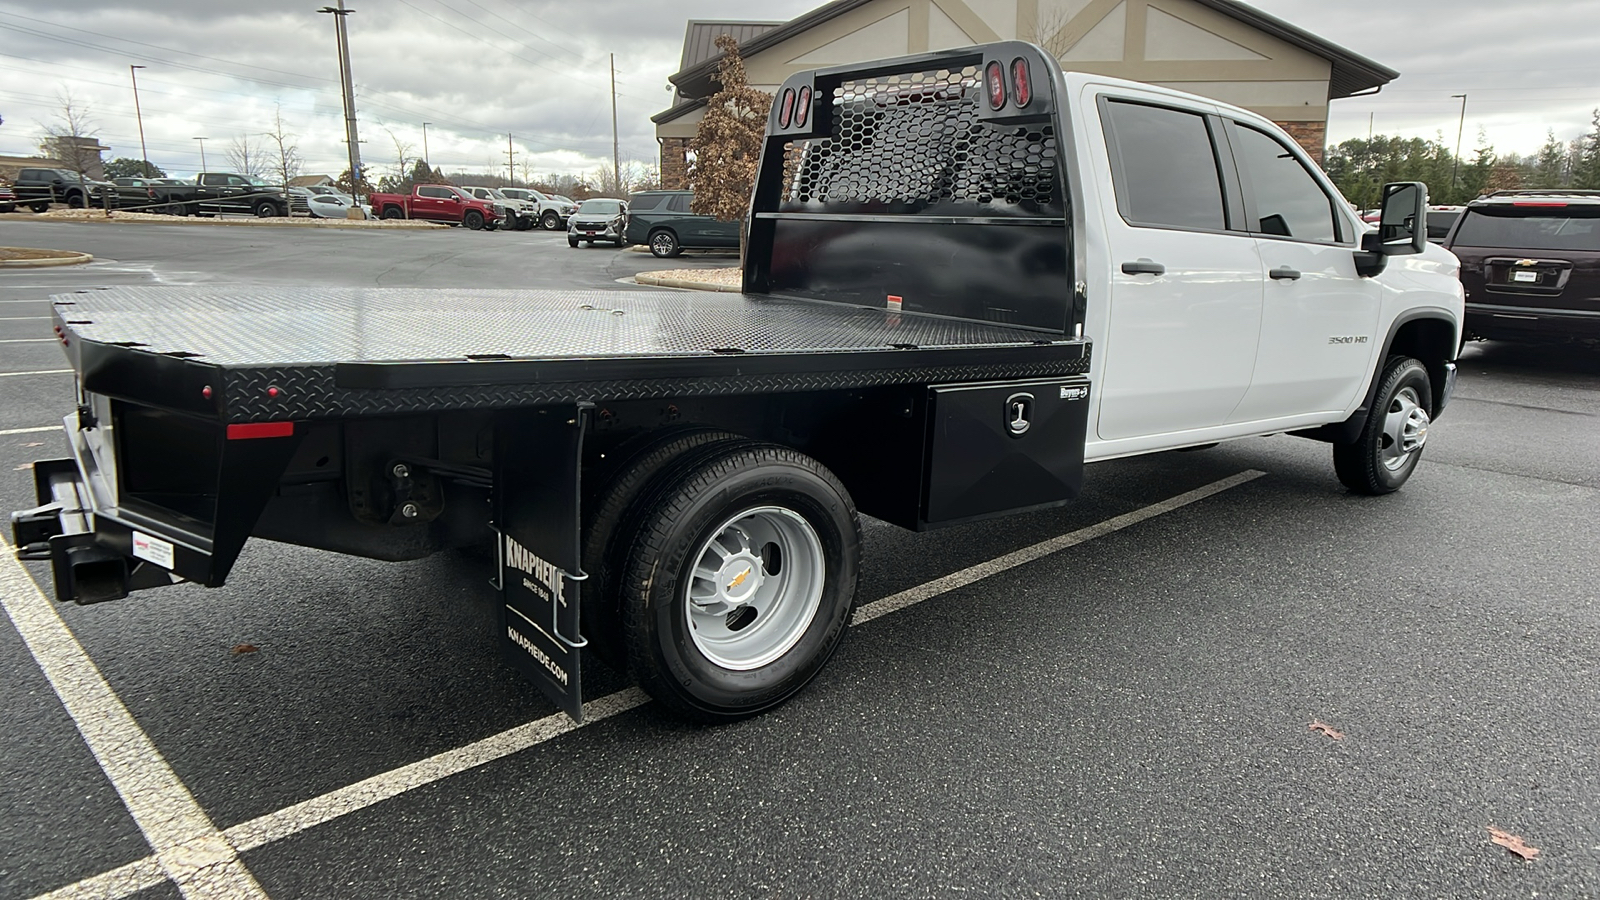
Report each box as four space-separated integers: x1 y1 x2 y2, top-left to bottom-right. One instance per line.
1450 93 1468 200
318 2 365 200
193 136 208 172
422 122 431 175
129 65 150 176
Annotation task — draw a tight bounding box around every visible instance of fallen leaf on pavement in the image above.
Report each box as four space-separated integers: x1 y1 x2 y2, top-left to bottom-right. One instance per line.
231 644 259 655
13 463 33 471
1489 828 1539 860
1309 720 1344 740
22 442 44 448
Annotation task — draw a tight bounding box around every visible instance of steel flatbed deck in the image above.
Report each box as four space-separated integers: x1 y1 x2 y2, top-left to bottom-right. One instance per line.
53 287 1089 423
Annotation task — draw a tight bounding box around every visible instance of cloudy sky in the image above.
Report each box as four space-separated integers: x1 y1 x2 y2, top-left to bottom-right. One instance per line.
2 0 1596 182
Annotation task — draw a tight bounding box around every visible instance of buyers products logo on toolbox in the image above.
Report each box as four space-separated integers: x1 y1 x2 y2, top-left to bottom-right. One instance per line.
504 534 566 607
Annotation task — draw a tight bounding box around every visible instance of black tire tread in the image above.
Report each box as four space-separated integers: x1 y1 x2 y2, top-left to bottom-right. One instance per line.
618 442 860 722
1333 355 1431 495
579 429 747 669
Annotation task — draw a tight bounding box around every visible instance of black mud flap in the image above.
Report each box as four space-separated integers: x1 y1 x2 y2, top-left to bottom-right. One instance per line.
493 406 590 722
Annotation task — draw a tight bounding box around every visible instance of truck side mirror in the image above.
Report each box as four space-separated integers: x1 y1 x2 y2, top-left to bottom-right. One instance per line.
1361 182 1427 257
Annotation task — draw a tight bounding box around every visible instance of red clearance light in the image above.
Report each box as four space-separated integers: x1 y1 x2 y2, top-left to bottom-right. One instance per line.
226 422 295 440
779 88 795 128
985 61 1006 110
1512 201 1567 207
1011 58 1032 107
795 86 811 126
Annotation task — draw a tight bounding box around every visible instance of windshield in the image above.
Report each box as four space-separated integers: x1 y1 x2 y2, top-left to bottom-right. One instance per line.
1453 207 1600 252
554 195 574 204
578 199 622 215
501 189 532 200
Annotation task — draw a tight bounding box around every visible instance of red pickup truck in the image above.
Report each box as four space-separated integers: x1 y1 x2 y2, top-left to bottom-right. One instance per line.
369 184 505 230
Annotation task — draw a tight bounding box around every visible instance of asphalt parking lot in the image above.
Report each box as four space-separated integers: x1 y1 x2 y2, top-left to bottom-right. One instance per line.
1 218 1597 899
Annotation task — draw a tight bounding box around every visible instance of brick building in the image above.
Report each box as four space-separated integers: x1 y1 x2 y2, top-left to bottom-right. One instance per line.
654 0 1397 183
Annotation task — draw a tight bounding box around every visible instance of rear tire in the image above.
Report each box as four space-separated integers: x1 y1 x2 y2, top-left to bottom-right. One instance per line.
31 202 50 213
580 429 747 669
620 443 860 723
380 206 404 220
649 230 680 258
1333 356 1432 495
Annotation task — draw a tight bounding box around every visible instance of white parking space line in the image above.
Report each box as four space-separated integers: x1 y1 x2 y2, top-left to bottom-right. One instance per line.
0 369 72 377
225 688 651 851
0 316 50 320
18 469 1265 900
0 537 271 900
853 469 1267 625
1 425 64 436
0 339 55 344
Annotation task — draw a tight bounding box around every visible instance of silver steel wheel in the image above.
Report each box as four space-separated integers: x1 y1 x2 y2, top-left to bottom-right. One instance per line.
1379 385 1430 471
686 506 824 671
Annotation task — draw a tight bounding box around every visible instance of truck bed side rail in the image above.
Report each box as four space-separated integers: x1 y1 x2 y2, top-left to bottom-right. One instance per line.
744 41 1077 334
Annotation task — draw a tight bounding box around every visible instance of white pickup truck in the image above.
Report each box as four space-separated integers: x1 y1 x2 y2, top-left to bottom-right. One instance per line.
13 42 1462 724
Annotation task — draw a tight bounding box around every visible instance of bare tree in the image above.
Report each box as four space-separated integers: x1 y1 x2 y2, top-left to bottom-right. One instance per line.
38 88 103 207
687 35 772 256
261 105 302 211
590 160 641 197
223 136 268 177
1027 3 1079 58
632 162 663 192
382 126 414 183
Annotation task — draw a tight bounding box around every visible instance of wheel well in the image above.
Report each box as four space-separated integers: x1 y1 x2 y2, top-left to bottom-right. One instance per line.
1386 317 1456 412
649 227 677 240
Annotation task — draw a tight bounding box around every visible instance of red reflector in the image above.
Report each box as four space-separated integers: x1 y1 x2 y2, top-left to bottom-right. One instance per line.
795 86 811 126
779 88 795 128
227 422 295 440
1011 58 1031 107
985 61 1006 110
1512 201 1567 207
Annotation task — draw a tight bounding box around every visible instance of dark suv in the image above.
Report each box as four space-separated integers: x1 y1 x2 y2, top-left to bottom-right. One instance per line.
1443 190 1600 342
623 190 740 258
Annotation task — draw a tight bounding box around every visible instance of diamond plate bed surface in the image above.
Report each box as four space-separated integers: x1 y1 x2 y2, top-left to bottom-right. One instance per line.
54 287 1067 364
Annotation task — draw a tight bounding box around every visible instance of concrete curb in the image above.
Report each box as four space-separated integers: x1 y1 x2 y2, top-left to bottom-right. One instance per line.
0 249 94 268
633 271 743 292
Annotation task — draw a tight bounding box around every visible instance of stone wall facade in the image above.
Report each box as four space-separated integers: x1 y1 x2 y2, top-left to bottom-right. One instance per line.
1274 121 1328 165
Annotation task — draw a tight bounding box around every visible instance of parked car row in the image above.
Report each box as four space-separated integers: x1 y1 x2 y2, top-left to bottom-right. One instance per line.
10 168 308 217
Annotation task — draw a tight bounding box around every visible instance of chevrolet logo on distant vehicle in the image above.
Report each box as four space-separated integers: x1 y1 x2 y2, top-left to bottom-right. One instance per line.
1515 259 1538 266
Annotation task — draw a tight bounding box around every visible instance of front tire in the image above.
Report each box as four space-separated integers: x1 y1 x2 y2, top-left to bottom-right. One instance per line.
463 210 484 230
541 211 562 231
567 235 579 248
253 200 279 218
1333 356 1432 495
620 443 860 723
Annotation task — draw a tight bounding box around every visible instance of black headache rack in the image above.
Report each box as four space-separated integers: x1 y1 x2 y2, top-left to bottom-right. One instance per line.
745 41 1083 334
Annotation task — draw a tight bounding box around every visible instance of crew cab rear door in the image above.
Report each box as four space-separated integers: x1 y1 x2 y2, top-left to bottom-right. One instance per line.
1220 119 1379 422
1086 89 1264 441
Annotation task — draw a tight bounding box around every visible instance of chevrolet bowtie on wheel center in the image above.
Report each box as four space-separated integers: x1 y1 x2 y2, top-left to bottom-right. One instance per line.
10 42 1462 724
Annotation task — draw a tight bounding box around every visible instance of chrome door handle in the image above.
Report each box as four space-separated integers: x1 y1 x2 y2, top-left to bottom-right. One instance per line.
1121 258 1165 276
1269 266 1302 280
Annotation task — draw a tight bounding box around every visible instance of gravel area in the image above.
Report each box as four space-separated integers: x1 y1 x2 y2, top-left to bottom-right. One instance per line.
642 266 741 286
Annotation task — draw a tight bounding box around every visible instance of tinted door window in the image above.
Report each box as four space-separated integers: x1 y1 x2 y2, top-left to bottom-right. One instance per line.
1230 125 1338 243
667 193 693 213
1102 100 1227 231
628 193 665 211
